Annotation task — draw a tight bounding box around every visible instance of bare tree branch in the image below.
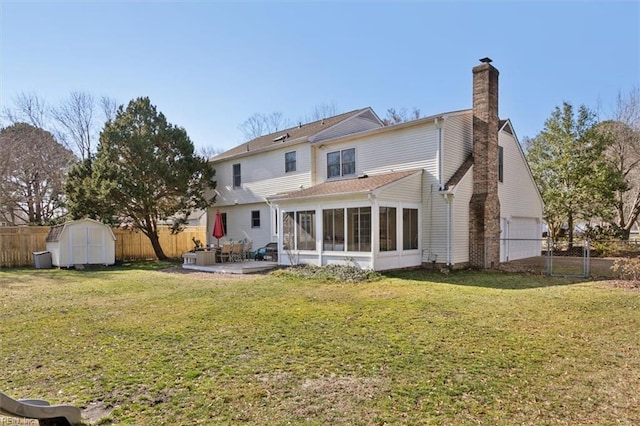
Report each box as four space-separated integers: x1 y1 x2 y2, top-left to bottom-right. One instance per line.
599 87 640 237
239 112 291 141
1 92 49 128
51 91 96 161
100 96 118 123
382 107 421 125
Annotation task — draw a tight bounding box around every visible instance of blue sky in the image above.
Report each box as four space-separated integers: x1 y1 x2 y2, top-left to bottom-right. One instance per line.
1 1 638 152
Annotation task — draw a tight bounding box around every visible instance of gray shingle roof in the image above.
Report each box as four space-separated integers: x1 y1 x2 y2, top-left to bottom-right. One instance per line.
269 170 422 201
45 224 64 242
211 108 371 161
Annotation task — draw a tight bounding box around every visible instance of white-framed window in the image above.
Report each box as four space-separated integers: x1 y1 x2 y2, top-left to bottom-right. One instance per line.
379 207 397 251
282 210 316 251
285 151 296 173
322 209 345 251
296 210 315 250
327 148 356 179
347 207 371 251
403 208 419 250
251 210 260 228
232 163 241 188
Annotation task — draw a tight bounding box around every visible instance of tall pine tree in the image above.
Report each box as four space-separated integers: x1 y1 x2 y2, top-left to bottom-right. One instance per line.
65 97 216 259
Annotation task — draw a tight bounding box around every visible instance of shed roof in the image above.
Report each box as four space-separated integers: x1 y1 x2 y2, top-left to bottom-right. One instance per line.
45 218 116 242
45 224 64 242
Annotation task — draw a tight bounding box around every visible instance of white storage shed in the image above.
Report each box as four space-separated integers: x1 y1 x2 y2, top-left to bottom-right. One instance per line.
46 218 116 267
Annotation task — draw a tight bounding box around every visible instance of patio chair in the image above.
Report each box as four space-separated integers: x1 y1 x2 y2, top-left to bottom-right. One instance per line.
0 390 82 425
242 241 252 260
230 242 244 262
219 243 232 263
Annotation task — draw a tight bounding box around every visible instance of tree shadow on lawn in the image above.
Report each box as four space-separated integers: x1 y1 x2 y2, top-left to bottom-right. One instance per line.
382 268 590 290
1 259 182 281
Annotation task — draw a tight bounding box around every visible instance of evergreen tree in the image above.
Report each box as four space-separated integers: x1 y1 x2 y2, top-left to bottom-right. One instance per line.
65 97 216 259
526 102 621 246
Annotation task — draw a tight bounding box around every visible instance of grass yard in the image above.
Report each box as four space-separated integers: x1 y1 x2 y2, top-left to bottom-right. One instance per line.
1 263 639 425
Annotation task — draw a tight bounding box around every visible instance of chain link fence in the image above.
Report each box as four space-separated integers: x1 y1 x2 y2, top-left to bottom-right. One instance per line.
493 238 640 278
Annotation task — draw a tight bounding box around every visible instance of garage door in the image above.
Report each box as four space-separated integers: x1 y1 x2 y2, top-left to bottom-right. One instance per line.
501 217 541 262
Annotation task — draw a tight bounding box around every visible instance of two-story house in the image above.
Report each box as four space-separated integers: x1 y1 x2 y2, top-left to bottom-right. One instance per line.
207 59 543 270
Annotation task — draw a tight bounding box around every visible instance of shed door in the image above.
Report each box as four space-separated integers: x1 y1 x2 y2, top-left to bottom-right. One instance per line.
70 226 105 264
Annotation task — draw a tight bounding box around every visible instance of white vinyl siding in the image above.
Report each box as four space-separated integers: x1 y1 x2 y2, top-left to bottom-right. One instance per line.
497 128 544 261
212 143 312 206
207 203 273 249
498 131 544 221
377 172 423 202
311 110 383 142
442 112 473 185
315 123 440 183
451 170 473 265
422 182 448 263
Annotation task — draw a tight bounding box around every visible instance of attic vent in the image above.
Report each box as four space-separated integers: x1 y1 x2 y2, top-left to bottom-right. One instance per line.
273 133 290 142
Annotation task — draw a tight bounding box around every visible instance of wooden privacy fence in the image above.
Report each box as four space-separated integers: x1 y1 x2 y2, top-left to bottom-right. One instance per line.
0 226 206 267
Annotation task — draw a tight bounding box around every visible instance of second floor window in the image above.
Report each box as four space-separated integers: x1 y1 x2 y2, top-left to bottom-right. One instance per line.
285 151 296 172
233 163 241 188
327 148 356 179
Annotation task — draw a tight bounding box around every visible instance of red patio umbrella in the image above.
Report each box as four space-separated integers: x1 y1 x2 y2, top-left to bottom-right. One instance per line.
212 210 225 246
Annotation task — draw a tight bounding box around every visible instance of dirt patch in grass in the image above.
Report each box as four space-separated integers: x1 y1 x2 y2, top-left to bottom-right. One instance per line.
83 401 114 424
605 279 640 290
264 374 389 423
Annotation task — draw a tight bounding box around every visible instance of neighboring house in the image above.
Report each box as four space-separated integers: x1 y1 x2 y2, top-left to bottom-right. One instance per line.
206 59 544 270
0 206 29 226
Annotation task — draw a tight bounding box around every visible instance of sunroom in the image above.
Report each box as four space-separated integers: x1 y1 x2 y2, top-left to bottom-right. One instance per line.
268 169 424 271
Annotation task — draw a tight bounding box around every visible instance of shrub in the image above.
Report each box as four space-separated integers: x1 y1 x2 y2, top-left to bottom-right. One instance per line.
611 257 640 283
592 241 640 257
272 263 382 283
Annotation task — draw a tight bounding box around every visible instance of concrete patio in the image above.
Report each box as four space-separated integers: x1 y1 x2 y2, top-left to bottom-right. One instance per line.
181 260 278 274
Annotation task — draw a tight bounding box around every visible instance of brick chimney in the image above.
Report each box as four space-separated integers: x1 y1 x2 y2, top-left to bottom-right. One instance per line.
469 58 501 268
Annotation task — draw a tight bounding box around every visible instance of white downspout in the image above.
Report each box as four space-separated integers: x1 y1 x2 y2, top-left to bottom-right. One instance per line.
368 193 377 271
273 204 281 266
442 191 454 266
435 117 444 189
317 206 323 267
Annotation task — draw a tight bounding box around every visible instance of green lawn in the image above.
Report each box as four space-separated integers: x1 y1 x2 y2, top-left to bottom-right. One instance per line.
1 264 638 425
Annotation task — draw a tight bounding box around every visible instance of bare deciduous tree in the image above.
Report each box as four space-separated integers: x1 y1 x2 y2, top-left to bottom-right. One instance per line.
239 103 339 142
599 87 640 238
382 107 421 125
2 91 117 160
0 123 76 225
198 145 224 159
302 102 338 123
239 112 291 141
50 91 97 161
100 95 118 122
1 92 48 128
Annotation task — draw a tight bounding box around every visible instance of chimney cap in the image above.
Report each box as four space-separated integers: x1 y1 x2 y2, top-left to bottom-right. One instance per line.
479 57 492 63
